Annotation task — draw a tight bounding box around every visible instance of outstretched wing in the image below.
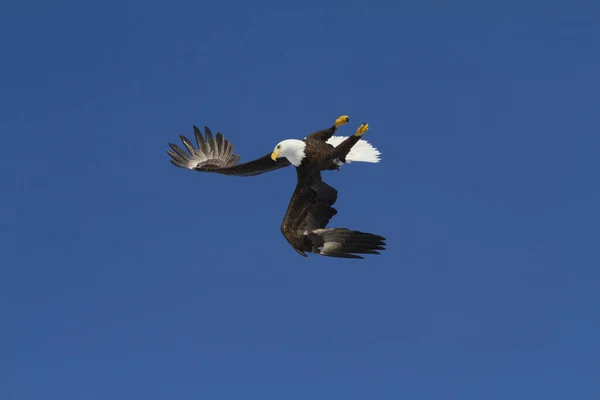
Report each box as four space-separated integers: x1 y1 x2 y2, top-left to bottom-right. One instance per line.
167 126 291 176
280 175 386 258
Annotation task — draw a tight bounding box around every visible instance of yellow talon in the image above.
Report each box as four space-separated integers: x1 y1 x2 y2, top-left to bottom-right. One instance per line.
354 123 369 136
335 115 349 127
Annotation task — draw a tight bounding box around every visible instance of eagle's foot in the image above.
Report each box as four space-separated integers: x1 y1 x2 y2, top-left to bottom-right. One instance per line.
354 123 369 136
335 115 350 127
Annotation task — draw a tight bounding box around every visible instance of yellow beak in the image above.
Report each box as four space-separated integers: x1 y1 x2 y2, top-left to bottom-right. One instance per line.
271 148 281 161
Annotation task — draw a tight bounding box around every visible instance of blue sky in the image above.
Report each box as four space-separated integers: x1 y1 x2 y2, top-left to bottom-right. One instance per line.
1 1 599 399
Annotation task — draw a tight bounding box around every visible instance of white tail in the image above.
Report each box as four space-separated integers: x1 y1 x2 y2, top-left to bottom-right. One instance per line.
326 136 381 163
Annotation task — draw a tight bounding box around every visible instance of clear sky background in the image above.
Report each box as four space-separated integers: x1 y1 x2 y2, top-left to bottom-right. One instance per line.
1 1 599 399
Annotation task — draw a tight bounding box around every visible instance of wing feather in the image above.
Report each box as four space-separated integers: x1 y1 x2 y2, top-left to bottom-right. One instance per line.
193 126 210 155
167 125 291 176
204 126 215 157
215 132 224 159
179 135 199 158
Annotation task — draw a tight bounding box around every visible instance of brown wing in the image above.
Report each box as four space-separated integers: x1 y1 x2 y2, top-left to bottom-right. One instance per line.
280 175 386 259
304 123 337 143
167 126 291 176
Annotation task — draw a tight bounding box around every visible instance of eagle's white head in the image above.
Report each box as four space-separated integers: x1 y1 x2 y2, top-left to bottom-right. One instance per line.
271 139 306 167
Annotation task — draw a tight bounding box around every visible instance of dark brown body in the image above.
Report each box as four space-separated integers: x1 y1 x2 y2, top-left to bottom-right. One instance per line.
279 124 374 257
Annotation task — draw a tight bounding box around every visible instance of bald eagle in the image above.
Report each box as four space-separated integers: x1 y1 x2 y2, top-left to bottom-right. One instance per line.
167 115 386 259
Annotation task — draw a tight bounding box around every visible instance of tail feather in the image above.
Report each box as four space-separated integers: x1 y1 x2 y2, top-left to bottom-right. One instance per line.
308 228 386 259
326 136 381 163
